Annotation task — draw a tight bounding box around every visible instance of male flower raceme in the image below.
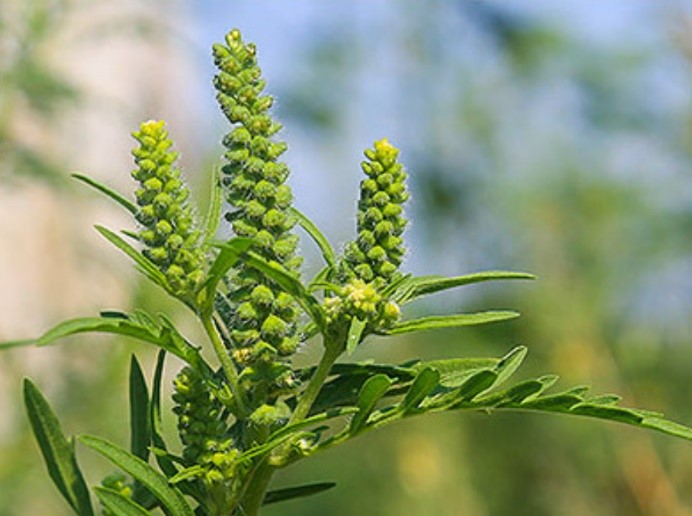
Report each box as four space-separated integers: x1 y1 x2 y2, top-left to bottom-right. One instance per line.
327 138 408 337
131 120 206 300
212 29 302 410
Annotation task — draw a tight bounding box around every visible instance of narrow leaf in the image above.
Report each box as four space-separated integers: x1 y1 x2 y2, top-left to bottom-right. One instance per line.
94 487 150 516
95 225 169 291
395 271 535 304
289 207 336 267
387 311 520 335
263 482 336 506
346 318 366 355
493 346 527 388
34 316 191 362
454 369 499 403
129 355 150 461
401 368 440 412
149 351 177 477
416 358 497 388
79 435 194 516
72 173 137 214
350 374 393 434
641 417 692 441
198 238 254 309
23 379 94 516
202 166 223 244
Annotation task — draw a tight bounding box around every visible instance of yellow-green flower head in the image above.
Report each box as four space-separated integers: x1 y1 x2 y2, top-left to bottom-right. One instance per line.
131 120 205 299
325 278 401 333
212 29 301 409
342 138 409 288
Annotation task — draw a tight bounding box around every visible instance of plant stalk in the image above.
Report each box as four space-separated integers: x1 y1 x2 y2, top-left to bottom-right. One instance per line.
236 461 275 516
290 337 342 424
201 314 249 417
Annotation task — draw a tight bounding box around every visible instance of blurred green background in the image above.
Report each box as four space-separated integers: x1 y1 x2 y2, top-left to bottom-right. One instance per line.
1 1 691 515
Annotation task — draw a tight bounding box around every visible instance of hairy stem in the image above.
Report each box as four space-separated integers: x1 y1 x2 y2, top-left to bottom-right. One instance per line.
290 338 342 424
237 461 275 516
201 314 249 417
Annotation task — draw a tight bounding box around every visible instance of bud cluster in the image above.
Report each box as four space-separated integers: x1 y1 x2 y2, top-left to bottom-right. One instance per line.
131 120 205 299
212 29 301 407
325 278 401 334
341 138 409 288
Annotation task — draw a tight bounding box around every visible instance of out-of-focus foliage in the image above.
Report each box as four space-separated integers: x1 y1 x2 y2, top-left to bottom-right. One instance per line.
260 3 692 516
0 0 80 184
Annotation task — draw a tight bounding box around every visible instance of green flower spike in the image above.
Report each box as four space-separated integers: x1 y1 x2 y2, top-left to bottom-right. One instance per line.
212 30 301 411
172 367 241 510
131 120 206 300
342 138 409 286
327 138 409 337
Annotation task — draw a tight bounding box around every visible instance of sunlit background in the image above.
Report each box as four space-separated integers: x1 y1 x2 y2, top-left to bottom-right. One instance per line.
1 1 691 515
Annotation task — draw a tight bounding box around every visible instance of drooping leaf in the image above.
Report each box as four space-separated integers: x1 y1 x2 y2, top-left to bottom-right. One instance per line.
350 374 394 434
394 271 536 304
33 315 199 365
289 207 336 267
71 173 137 214
128 355 150 461
23 379 94 516
94 487 150 516
79 435 194 516
263 482 337 506
386 311 520 335
95 225 170 292
346 318 366 355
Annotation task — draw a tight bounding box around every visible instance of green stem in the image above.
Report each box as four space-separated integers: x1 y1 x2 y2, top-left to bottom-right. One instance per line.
290 337 342 424
237 461 275 516
201 314 249 417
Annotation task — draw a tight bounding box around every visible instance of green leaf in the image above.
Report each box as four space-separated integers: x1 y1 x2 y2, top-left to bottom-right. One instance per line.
454 369 499 403
33 315 197 364
72 173 137 215
95 225 170 291
386 311 520 335
129 355 150 461
395 271 536 304
414 358 497 388
401 368 440 412
493 346 527 388
23 379 94 516
350 374 393 434
0 339 35 350
149 351 178 477
79 435 194 516
263 482 336 506
198 238 254 310
202 165 223 244
243 250 326 329
641 417 692 441
94 487 150 516
289 207 336 267
346 318 366 355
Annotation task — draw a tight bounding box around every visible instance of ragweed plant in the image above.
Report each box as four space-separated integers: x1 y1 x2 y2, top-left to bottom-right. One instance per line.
4 28 691 516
